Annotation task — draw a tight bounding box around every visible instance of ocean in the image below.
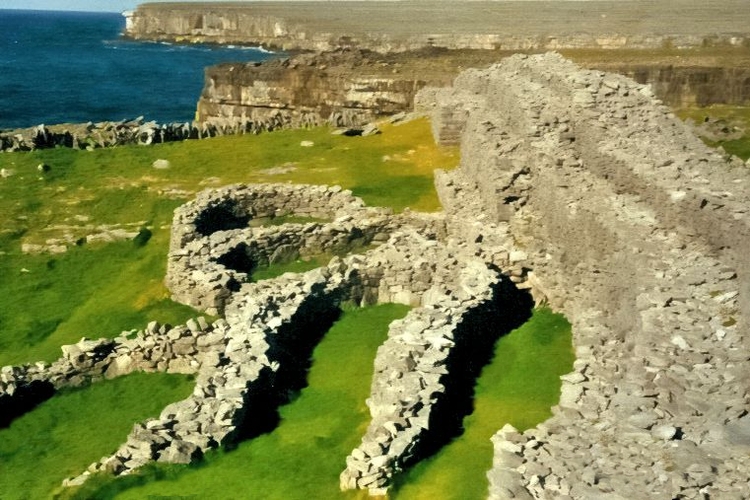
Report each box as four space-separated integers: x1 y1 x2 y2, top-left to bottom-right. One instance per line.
0 10 273 130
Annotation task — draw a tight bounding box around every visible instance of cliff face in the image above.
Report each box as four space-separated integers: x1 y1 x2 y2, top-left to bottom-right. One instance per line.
195 50 750 127
125 1 750 52
597 65 750 108
196 52 428 128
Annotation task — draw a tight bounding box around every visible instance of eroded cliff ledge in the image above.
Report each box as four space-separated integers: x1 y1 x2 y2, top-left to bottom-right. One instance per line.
125 1 750 52
195 48 750 129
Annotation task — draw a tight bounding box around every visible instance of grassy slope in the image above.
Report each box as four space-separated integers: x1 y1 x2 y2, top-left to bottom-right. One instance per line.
676 104 750 160
0 372 194 500
68 306 572 500
0 119 576 499
0 118 456 366
392 308 572 499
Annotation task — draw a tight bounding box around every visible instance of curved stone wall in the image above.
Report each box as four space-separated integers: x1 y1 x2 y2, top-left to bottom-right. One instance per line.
420 52 750 499
1 181 532 494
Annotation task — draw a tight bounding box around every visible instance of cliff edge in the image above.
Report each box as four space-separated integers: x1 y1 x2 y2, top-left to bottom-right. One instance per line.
124 1 750 52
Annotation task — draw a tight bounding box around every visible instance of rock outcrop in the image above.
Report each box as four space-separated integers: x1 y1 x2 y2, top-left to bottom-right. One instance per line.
124 1 750 52
419 52 750 499
196 50 432 129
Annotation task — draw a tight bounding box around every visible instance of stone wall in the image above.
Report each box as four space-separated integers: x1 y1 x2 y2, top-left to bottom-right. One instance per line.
420 52 750 499
0 118 270 153
2 181 529 494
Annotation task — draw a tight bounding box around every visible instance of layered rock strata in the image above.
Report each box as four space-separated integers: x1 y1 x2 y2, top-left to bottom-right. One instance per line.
124 1 750 52
196 49 750 131
419 52 750 499
196 50 430 129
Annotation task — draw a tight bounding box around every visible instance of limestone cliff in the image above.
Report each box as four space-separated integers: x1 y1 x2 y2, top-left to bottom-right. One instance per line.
196 49 750 127
125 1 750 52
196 51 430 128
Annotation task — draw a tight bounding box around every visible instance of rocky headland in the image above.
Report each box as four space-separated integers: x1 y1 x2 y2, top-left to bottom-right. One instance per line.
124 1 750 52
3 52 750 497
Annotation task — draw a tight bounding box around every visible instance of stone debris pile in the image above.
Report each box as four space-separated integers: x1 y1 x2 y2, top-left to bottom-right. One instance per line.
419 52 750 499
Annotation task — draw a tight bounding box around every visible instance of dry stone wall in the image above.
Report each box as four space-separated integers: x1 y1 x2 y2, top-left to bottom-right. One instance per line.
1 181 529 494
0 118 264 153
420 52 750 499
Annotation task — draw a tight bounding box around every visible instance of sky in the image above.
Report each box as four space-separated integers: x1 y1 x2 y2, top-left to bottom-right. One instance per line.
0 0 248 13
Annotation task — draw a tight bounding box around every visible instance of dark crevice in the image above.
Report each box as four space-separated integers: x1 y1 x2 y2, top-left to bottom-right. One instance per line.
225 289 342 446
194 200 250 237
399 275 534 468
215 243 257 276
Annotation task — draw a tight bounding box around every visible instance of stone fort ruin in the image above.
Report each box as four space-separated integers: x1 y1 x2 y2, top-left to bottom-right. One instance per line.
2 53 750 498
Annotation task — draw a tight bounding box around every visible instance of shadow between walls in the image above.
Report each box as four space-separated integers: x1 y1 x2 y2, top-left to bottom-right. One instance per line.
0 379 56 428
226 290 343 445
401 274 534 468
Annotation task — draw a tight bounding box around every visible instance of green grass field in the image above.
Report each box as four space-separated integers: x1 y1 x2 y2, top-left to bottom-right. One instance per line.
0 118 457 366
61 306 572 500
0 372 195 500
0 119 575 499
676 104 750 160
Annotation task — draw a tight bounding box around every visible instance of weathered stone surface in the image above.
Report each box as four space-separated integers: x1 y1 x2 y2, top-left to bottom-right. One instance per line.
419 52 750 499
124 1 750 52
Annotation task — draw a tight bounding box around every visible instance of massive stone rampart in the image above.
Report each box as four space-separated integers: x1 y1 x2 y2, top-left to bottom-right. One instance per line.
419 52 750 498
124 1 750 52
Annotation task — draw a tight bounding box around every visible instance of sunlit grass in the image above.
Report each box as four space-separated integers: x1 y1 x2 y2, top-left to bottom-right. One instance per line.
65 304 410 500
0 118 457 366
391 308 573 499
676 104 750 160
0 372 194 500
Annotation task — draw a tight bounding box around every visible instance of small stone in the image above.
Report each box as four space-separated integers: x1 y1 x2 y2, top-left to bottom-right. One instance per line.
152 159 171 169
652 424 678 440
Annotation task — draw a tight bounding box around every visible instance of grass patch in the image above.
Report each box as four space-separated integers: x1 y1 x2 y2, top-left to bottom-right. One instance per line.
250 254 335 282
0 234 198 366
68 304 410 500
676 104 750 160
0 372 194 500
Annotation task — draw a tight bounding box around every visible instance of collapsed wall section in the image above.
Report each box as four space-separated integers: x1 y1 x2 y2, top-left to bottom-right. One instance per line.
421 52 750 498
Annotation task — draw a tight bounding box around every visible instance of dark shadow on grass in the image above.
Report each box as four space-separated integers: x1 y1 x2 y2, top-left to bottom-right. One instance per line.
0 379 56 428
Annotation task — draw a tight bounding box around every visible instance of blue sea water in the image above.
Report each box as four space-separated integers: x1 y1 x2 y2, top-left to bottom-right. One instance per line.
0 10 273 129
